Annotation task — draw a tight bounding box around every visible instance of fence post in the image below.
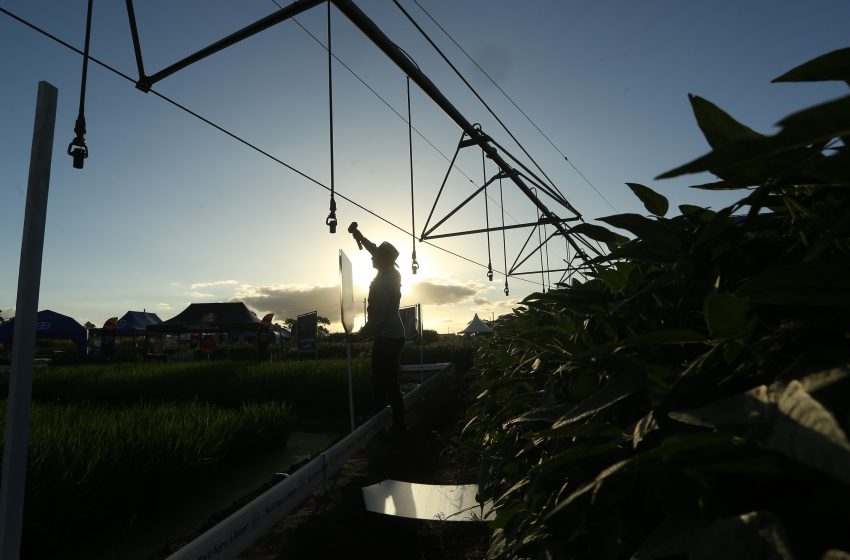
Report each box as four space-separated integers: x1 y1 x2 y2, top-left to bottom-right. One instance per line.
0 80 58 559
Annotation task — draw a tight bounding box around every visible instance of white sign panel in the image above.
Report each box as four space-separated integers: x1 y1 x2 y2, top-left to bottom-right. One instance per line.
339 250 354 334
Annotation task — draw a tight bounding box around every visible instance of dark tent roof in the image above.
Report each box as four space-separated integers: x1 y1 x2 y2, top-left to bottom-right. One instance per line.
115 311 162 335
92 311 163 337
0 309 88 355
146 302 262 333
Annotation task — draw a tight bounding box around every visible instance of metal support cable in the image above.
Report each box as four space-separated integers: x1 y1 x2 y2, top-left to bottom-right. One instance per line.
533 188 546 292
392 0 571 208
407 76 419 274
67 0 93 169
481 146 493 281
325 0 338 233
406 0 619 213
499 176 509 296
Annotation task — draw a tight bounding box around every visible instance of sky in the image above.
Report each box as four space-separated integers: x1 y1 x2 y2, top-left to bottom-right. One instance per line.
1 0 848 334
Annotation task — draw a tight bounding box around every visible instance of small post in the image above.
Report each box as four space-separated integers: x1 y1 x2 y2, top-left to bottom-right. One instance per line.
346 343 355 432
0 81 58 559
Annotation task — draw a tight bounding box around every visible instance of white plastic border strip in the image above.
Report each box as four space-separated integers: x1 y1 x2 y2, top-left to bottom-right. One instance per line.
165 364 450 560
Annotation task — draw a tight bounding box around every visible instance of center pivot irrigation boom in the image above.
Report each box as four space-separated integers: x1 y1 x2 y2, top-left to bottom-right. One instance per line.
121 0 602 284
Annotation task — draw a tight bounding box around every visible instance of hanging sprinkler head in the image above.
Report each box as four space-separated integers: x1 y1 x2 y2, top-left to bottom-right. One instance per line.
67 115 88 169
326 198 338 233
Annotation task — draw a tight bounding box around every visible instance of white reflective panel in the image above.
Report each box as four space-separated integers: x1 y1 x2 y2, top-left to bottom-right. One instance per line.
339 250 355 333
362 480 495 522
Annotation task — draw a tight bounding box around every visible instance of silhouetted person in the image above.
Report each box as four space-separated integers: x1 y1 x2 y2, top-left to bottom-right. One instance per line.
348 226 406 432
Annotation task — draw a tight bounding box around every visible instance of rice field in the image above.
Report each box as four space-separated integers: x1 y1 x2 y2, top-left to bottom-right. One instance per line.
0 358 373 557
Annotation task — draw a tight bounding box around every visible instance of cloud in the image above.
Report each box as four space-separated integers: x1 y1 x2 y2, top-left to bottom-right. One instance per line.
191 280 239 290
232 284 343 321
156 303 172 310
188 291 214 299
408 281 477 306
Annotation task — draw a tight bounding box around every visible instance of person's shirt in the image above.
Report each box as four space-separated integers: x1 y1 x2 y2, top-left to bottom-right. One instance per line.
360 267 405 339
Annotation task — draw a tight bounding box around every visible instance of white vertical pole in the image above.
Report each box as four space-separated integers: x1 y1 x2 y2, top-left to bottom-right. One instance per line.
346 343 355 432
0 80 58 559
417 303 423 383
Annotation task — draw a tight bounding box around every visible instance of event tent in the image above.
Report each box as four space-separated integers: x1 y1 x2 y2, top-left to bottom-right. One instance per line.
115 311 162 335
0 309 88 355
458 314 493 336
146 302 263 334
92 310 162 337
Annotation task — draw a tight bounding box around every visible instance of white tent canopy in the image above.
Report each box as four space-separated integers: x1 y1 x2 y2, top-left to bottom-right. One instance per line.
458 313 493 335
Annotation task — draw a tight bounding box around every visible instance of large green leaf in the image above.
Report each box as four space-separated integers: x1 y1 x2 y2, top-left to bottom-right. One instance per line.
547 432 740 521
634 516 703 559
596 262 636 293
758 380 850 485
613 329 705 350
626 183 669 217
688 180 746 190
690 511 794 560
670 385 771 428
704 293 751 339
772 47 850 83
736 262 850 306
775 94 850 146
802 148 850 184
598 213 682 253
688 94 765 149
799 365 850 394
534 442 619 473
672 381 850 484
552 370 643 427
569 222 629 245
657 96 850 181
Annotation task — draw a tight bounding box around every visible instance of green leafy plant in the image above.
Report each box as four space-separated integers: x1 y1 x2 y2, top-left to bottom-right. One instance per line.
460 48 850 559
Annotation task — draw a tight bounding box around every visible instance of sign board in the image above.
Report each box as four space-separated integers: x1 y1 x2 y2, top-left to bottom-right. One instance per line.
399 305 418 343
201 337 216 354
296 311 318 354
339 250 354 334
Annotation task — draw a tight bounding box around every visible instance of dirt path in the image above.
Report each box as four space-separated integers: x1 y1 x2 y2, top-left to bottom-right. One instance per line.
237 376 488 560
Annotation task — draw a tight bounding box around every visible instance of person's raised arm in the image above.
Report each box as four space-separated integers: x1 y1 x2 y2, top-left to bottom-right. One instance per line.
349 223 378 255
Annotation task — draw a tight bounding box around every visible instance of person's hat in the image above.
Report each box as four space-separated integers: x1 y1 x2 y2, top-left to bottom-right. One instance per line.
375 241 399 264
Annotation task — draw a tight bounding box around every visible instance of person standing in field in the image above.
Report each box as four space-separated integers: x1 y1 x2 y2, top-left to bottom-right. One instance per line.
347 225 406 432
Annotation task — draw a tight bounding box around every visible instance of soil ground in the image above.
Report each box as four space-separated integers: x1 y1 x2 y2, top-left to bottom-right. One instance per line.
236 374 489 560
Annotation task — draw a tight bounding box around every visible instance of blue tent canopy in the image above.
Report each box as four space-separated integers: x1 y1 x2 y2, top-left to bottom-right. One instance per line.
115 311 162 336
0 309 88 355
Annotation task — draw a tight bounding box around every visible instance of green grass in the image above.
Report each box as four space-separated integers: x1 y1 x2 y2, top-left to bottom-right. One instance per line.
0 358 386 556
1 399 293 556
4 358 374 418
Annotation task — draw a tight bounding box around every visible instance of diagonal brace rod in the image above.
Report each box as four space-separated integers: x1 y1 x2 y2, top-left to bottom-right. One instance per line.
421 172 506 239
422 217 574 241
137 0 325 91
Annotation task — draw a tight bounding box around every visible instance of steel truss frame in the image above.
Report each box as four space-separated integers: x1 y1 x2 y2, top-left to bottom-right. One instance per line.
122 0 601 286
